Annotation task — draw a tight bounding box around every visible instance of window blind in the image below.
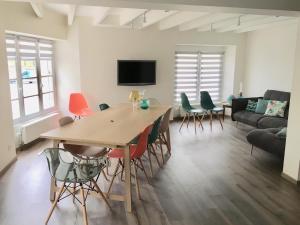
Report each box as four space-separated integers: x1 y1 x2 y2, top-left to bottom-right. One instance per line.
174 51 224 103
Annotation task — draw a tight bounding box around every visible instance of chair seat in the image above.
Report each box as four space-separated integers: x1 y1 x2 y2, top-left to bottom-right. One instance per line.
212 107 223 112
190 108 205 114
108 146 136 159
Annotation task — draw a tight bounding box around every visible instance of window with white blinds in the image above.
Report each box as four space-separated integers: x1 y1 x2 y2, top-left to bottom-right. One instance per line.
5 34 56 123
174 51 224 103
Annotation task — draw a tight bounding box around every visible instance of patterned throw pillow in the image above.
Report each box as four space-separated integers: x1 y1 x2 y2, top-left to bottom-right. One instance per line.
264 100 287 117
246 100 257 112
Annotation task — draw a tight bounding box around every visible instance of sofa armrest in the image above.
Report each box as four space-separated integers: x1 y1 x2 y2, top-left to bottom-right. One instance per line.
231 97 260 121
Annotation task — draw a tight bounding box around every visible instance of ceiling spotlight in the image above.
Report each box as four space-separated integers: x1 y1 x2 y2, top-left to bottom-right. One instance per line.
237 16 241 26
210 23 214 32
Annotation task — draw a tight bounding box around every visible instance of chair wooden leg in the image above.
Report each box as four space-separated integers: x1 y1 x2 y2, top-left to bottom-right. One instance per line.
159 137 165 164
193 114 196 134
197 114 204 130
162 133 171 155
138 158 150 184
151 143 161 168
73 183 76 203
91 179 112 210
107 161 120 195
187 113 190 128
80 184 88 225
120 159 125 181
45 182 66 224
209 111 213 131
101 169 110 181
132 161 141 200
216 112 223 130
147 145 154 177
179 114 187 131
251 145 254 155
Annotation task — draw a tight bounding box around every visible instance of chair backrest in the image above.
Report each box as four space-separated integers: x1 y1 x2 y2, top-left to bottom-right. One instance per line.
59 116 74 126
131 125 153 159
200 91 215 110
69 93 89 114
160 108 172 133
180 93 193 112
43 148 106 183
99 103 110 111
148 116 162 144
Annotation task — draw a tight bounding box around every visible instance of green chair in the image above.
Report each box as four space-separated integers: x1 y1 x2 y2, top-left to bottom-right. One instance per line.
129 116 163 176
147 116 163 175
43 148 111 225
200 91 223 130
180 92 206 133
99 103 110 111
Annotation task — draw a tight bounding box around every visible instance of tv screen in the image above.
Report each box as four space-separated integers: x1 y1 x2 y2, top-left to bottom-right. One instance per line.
117 60 156 86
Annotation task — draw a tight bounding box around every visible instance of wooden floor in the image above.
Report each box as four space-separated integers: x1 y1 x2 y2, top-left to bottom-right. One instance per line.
1 119 300 225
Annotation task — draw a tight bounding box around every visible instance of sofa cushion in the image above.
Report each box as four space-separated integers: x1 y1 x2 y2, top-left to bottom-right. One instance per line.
264 100 287 117
255 99 269 114
233 110 264 127
246 128 286 158
263 90 290 119
276 127 287 139
257 116 288 129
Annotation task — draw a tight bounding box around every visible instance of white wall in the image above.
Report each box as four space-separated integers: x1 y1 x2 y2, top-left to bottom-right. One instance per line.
0 2 67 170
55 23 81 115
283 19 300 181
243 23 298 97
55 18 246 114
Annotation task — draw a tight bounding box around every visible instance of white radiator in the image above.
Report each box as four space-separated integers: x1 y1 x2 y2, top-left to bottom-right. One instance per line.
20 113 60 145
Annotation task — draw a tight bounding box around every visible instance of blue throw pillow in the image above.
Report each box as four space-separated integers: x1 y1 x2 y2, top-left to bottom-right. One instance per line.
255 99 270 114
246 100 257 112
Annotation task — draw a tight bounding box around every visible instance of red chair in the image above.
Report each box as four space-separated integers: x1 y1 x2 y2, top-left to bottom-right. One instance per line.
107 125 153 200
69 93 93 118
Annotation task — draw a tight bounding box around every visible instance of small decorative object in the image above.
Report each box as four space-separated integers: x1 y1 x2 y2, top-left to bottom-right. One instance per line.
129 90 140 111
239 82 243 97
226 95 236 105
140 99 150 110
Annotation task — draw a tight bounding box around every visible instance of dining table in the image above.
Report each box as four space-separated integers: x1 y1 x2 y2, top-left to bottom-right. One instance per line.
40 103 170 212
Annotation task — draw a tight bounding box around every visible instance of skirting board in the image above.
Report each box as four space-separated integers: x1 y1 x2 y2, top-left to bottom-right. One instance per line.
281 172 300 185
0 156 17 177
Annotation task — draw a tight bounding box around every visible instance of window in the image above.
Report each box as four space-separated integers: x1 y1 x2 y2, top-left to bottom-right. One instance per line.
5 34 56 123
174 51 224 103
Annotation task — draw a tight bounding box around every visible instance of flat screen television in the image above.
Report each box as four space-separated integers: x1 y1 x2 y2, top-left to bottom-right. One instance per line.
117 60 156 86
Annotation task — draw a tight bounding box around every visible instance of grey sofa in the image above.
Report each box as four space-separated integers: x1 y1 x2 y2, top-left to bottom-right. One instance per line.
231 90 290 129
246 128 286 159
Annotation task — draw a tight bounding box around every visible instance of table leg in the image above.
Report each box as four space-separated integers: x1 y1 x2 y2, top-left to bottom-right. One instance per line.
124 145 132 212
50 140 59 201
166 127 171 153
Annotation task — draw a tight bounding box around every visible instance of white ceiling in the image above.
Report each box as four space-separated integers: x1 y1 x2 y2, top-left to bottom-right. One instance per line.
35 3 299 33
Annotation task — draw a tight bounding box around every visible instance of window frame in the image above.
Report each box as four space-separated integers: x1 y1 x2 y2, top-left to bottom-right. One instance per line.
6 34 57 124
174 51 224 104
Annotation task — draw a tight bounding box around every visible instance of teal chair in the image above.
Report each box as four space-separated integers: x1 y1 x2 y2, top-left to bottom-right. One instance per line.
200 91 223 130
130 116 163 176
147 116 163 175
180 92 206 133
43 148 111 225
99 103 110 111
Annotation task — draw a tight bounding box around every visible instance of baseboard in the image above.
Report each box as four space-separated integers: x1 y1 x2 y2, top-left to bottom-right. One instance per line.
281 172 300 185
0 156 17 177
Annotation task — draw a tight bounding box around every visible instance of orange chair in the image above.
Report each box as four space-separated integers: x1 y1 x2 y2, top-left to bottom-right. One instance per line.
69 93 93 118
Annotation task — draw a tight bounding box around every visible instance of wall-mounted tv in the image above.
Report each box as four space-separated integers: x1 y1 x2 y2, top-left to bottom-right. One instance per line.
117 60 156 86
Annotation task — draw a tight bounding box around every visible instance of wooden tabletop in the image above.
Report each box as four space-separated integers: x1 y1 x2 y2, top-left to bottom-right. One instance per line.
41 104 170 147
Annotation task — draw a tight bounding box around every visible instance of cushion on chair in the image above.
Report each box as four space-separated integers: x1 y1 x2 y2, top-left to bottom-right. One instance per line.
233 110 264 127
